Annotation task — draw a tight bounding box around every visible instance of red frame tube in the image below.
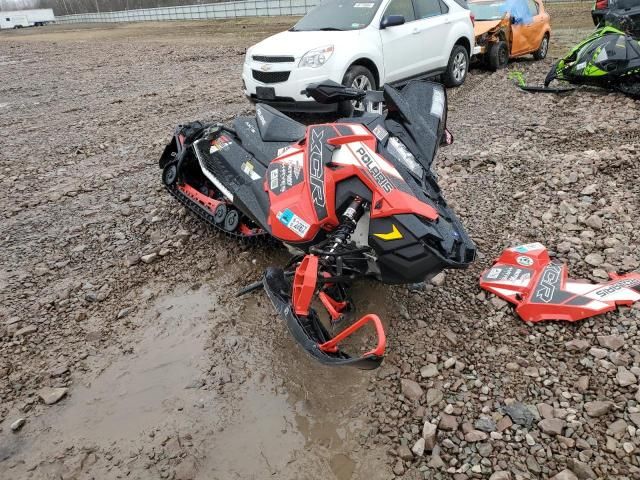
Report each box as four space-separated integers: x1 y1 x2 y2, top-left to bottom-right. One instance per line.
318 314 386 358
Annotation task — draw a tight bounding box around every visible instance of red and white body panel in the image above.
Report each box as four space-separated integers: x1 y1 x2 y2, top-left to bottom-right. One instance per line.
264 123 438 244
480 243 640 322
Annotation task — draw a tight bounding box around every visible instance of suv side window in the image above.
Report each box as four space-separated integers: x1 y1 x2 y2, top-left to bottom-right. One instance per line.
527 0 539 16
384 0 417 22
414 0 446 18
451 0 468 8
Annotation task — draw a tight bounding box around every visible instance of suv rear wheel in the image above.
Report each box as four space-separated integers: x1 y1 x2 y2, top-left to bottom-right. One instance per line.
339 65 376 116
488 41 509 71
443 45 469 87
533 34 549 60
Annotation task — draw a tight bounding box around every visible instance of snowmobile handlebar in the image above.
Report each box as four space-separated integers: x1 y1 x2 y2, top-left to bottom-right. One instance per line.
302 80 385 105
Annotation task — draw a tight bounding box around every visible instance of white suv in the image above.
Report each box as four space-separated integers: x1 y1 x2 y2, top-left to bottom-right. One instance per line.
243 0 474 112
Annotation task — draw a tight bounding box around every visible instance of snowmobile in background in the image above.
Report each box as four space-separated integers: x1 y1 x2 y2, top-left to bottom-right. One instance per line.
592 0 640 38
158 80 475 369
544 26 640 98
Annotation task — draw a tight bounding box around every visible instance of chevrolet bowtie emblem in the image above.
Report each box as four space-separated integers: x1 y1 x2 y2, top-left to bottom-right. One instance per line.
260 64 272 71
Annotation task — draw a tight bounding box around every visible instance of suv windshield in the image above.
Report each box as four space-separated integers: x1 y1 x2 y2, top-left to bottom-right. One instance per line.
469 1 506 20
292 0 384 31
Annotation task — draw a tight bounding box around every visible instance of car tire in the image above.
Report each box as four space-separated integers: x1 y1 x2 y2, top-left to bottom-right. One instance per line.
443 45 469 87
488 41 509 71
339 65 376 116
533 34 549 60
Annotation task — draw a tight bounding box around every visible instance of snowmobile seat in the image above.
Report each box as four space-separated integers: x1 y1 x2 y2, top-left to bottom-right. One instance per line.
233 104 305 167
233 117 292 168
254 103 306 142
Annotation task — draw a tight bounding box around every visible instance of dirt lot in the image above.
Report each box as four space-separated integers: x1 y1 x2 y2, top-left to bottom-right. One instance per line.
1 3 639 479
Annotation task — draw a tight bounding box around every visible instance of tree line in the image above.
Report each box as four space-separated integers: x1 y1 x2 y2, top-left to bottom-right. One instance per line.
0 0 225 15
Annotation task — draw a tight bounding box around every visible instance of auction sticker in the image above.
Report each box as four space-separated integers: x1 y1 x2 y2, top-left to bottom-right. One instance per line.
277 208 310 238
514 242 544 253
430 88 444 119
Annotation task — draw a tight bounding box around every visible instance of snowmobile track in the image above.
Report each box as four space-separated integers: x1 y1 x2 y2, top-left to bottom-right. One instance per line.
164 183 270 244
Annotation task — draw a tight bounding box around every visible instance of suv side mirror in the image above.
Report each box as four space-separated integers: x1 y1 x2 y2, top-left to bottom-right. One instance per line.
380 15 405 29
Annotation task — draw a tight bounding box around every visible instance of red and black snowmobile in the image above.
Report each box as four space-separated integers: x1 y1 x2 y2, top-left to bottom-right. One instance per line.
159 80 475 369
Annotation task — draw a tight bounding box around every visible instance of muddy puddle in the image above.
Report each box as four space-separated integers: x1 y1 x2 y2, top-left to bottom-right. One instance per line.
56 285 217 442
2 279 392 479
207 280 393 479
1 285 218 468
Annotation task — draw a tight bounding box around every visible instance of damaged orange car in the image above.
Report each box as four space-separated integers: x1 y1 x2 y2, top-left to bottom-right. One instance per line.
469 0 551 70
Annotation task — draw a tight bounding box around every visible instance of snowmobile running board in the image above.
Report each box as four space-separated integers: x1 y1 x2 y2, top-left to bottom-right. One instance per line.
263 267 386 369
519 85 575 94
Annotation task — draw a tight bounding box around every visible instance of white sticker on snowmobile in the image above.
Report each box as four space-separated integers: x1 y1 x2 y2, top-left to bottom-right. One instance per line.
372 124 388 142
513 243 544 253
209 135 232 154
484 266 532 286
430 88 445 119
277 209 310 238
576 61 587 71
516 255 534 267
241 161 261 181
270 168 279 189
487 268 502 280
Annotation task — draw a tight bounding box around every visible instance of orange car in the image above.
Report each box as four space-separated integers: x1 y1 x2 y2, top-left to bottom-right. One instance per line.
469 0 551 70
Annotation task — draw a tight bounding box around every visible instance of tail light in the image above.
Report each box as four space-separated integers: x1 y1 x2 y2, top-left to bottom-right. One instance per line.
595 0 608 8
470 12 475 24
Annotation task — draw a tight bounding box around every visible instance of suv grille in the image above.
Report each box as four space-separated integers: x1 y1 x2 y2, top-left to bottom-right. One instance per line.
252 70 291 84
252 55 295 63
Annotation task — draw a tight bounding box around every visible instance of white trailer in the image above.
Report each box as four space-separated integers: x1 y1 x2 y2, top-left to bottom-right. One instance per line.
0 9 55 29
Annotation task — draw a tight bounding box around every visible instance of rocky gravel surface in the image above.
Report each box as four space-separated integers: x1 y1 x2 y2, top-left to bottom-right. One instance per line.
364 46 640 480
1 6 639 480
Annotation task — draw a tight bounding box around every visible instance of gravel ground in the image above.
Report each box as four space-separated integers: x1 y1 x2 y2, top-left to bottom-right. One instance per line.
1 4 639 479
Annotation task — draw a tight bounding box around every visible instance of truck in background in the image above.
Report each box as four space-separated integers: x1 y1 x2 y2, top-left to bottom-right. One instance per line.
0 9 55 29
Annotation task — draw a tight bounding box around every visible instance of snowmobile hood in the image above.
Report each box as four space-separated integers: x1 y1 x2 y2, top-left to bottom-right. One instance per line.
474 19 504 36
248 29 362 60
480 243 640 323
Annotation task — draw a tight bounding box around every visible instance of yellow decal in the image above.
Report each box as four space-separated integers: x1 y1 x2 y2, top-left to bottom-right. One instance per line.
373 224 403 241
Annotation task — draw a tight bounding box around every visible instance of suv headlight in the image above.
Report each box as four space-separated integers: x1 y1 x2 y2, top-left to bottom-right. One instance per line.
299 45 334 68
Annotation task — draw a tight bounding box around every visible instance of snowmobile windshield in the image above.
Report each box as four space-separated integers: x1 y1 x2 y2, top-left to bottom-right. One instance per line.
616 0 639 9
291 0 383 31
469 1 506 20
574 33 630 68
383 81 447 170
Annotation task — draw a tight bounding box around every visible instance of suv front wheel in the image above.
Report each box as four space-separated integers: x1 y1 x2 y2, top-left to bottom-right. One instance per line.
339 65 376 116
443 45 469 87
